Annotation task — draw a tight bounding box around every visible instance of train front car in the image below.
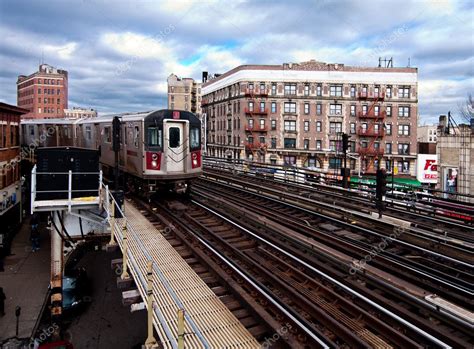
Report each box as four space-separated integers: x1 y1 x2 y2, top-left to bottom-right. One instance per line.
144 109 202 194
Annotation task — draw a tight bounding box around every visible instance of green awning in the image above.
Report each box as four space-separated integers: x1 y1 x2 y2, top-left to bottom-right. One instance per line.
350 176 422 188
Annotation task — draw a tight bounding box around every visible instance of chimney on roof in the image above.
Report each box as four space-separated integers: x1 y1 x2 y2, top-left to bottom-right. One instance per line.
202 71 208 83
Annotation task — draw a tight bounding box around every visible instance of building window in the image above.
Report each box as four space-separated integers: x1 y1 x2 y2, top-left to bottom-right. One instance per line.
329 85 343 97
260 102 265 112
248 83 254 92
386 105 392 117
398 86 410 98
316 140 322 150
304 120 310 132
271 137 277 148
271 102 276 113
329 104 342 115
386 123 392 135
350 141 356 152
271 83 277 95
350 105 356 116
329 157 341 169
284 138 296 149
304 85 309 96
248 101 254 112
259 136 265 144
304 103 310 114
329 122 342 134
386 86 392 98
57 89 60 95
350 85 356 97
284 102 296 113
374 86 380 98
316 103 322 115
374 105 380 116
260 83 265 93
284 120 296 132
398 143 410 155
386 142 392 154
316 121 322 132
350 123 356 134
271 119 277 130
303 139 309 149
316 84 322 96
284 84 297 95
398 124 410 136
38 88 41 94
385 160 392 171
360 106 367 117
398 160 410 174
38 108 41 113
398 106 410 117
284 155 296 166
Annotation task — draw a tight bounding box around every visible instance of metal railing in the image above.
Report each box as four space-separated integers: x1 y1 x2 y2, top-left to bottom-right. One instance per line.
103 186 209 349
31 165 102 213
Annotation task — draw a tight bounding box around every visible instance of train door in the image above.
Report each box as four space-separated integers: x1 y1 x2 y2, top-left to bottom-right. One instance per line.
164 121 184 172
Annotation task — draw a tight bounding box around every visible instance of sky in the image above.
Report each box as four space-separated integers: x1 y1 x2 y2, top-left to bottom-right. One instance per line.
0 0 472 124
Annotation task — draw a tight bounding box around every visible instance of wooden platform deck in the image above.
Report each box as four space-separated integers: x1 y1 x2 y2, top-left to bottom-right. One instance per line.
110 201 259 349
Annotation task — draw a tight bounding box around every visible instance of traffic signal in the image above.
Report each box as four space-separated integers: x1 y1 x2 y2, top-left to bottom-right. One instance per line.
342 133 350 153
376 168 388 200
112 116 121 152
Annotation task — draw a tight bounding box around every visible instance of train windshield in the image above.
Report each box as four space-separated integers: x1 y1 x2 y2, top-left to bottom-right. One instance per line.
147 127 162 148
190 127 200 150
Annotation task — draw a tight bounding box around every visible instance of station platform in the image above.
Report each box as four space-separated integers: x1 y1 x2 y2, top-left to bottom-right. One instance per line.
110 201 259 349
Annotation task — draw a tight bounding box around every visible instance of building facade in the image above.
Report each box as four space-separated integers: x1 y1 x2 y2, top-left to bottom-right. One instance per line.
64 107 97 119
417 124 438 143
0 102 28 250
437 121 473 203
202 60 418 176
167 74 201 114
17 63 68 119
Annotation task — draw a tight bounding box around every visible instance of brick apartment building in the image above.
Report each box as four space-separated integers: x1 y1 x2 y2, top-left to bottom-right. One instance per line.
0 102 28 249
17 63 68 119
167 74 202 114
201 60 418 176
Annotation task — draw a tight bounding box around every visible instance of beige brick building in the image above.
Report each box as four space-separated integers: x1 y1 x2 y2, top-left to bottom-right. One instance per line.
417 124 438 143
167 74 201 114
64 107 97 119
201 60 418 176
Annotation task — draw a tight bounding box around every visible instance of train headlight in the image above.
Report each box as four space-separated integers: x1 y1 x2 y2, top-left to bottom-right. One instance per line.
152 160 158 168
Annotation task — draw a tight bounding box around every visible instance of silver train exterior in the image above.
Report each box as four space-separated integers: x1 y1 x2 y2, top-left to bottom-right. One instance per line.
21 109 203 194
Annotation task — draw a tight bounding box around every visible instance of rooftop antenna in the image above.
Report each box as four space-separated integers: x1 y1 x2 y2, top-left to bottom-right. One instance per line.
378 57 393 68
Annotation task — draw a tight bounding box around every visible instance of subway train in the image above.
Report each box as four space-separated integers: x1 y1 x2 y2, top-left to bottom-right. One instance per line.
21 109 202 195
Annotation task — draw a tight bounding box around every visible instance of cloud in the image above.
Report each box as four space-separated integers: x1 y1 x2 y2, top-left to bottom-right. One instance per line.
0 0 472 123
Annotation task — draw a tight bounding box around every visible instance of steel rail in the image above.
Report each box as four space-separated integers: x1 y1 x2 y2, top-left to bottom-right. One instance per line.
193 200 453 349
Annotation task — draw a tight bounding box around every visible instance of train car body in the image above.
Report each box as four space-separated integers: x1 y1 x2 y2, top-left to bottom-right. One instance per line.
21 109 202 194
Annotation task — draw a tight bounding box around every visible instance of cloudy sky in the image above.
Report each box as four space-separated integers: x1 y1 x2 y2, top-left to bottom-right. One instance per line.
0 0 472 123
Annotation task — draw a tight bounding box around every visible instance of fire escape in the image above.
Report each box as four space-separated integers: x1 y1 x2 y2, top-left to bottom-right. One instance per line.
244 86 268 159
357 88 385 173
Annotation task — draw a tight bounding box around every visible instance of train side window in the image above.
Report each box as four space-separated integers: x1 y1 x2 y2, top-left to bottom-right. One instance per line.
134 126 139 148
104 127 111 143
169 127 180 148
190 127 200 149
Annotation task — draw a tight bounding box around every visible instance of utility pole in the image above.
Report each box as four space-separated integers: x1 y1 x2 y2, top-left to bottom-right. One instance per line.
112 116 121 192
376 168 388 218
341 133 350 188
